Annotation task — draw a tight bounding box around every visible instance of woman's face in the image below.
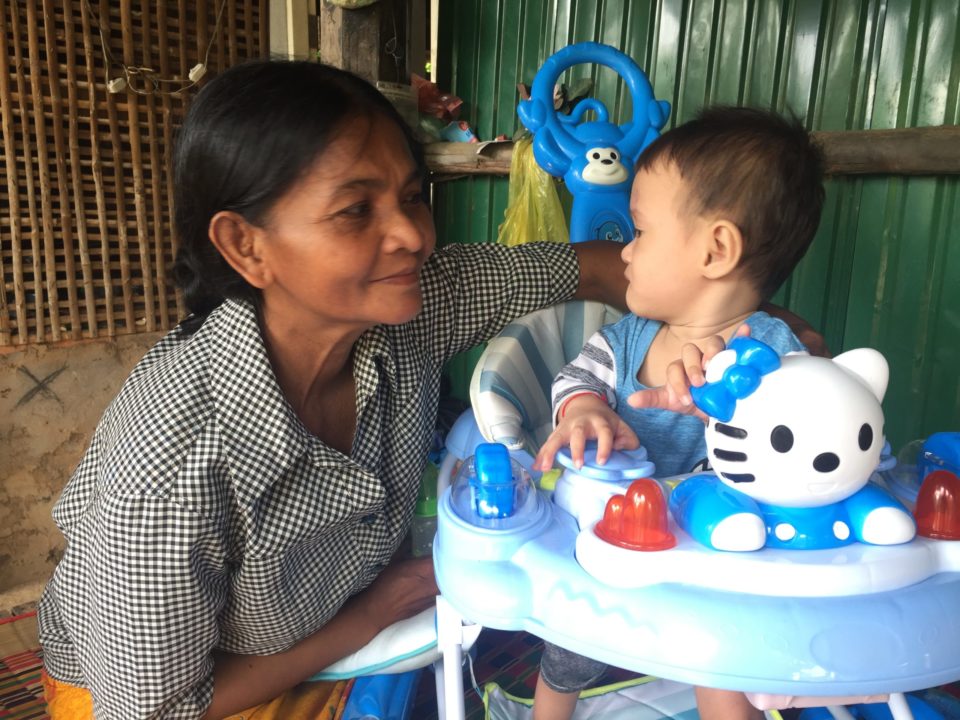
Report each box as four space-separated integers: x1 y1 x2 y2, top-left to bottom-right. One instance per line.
255 114 436 333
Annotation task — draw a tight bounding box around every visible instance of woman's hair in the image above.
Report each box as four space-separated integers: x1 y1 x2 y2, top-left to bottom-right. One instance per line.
636 106 825 301
172 60 425 325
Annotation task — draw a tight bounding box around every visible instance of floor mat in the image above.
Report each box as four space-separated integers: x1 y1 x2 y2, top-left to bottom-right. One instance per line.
0 612 47 719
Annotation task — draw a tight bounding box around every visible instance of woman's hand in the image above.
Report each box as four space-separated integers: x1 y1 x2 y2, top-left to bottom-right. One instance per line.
350 556 439 633
626 325 751 422
571 241 629 310
534 395 639 471
205 556 438 719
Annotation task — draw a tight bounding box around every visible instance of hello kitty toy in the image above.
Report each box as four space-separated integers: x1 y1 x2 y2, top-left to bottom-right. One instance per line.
670 338 916 551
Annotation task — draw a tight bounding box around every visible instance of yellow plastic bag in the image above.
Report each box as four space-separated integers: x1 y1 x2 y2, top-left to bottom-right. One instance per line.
497 136 569 246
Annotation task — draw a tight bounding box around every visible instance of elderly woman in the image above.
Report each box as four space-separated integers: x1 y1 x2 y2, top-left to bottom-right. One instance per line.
37 60 629 719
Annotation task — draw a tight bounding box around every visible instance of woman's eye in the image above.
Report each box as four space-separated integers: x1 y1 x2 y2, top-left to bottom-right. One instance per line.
403 191 425 206
633 228 643 239
338 202 371 219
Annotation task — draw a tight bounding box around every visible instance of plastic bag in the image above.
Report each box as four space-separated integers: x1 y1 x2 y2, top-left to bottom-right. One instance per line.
497 135 569 246
411 73 463 122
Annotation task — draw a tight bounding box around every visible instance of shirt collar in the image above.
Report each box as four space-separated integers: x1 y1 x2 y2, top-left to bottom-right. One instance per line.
355 323 399 395
205 299 308 505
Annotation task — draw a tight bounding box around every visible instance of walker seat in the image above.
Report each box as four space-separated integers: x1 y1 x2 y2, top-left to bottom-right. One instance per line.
468 299 621 455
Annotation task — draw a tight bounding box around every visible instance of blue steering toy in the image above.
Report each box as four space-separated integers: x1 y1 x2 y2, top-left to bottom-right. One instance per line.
517 42 670 243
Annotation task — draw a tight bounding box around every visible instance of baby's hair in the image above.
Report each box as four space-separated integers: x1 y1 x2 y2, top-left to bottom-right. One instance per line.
636 106 824 300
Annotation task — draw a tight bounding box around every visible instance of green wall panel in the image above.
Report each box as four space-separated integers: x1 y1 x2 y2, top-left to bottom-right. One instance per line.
435 0 960 449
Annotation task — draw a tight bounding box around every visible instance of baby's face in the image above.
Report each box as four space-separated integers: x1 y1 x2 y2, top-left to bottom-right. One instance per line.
621 164 709 321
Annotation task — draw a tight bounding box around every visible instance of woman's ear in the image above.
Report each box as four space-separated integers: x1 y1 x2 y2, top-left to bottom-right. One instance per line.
208 211 272 289
700 219 743 280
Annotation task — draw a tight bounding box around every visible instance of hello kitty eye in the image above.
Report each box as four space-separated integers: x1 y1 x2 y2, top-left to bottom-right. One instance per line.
858 423 873 451
770 425 794 453
592 152 601 159
610 151 619 160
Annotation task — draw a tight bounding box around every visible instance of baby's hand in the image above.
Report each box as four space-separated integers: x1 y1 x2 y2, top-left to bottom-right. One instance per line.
534 394 639 471
627 325 752 421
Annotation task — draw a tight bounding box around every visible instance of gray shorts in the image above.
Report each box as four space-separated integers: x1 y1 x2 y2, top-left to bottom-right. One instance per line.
539 641 607 693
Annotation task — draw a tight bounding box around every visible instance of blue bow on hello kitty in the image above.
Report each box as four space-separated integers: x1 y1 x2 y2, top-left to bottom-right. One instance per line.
690 338 781 422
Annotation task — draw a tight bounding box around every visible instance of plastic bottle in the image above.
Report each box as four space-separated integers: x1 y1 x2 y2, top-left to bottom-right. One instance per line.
411 462 439 557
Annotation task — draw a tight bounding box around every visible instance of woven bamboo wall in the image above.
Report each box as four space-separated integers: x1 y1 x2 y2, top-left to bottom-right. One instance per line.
0 0 268 346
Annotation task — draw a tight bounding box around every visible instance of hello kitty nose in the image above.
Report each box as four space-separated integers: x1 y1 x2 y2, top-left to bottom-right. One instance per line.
813 453 840 473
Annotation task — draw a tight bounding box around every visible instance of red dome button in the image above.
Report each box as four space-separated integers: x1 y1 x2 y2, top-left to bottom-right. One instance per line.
914 469 960 540
594 478 676 551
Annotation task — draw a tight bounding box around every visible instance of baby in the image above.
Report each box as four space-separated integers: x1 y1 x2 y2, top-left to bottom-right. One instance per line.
532 105 825 720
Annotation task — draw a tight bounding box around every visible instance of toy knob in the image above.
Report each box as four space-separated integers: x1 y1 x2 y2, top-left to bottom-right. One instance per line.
594 478 676 551
470 442 519 519
914 469 960 540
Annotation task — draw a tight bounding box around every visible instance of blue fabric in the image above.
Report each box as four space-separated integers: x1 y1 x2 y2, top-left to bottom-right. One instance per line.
601 311 806 478
495 324 558 405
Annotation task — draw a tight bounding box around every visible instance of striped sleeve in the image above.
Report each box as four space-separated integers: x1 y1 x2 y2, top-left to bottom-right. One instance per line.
551 330 618 425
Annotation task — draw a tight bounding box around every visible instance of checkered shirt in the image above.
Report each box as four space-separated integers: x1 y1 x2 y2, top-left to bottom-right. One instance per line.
37 241 579 719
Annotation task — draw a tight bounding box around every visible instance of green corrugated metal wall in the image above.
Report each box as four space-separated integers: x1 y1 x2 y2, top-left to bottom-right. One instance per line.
434 0 960 451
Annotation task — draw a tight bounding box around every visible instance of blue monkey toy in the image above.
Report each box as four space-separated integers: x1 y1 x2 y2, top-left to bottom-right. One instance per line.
517 43 670 243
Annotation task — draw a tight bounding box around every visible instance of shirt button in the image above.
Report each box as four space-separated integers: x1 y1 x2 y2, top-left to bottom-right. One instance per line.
361 513 378 525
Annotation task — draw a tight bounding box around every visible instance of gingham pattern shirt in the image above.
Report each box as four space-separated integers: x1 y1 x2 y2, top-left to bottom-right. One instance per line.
38 241 579 719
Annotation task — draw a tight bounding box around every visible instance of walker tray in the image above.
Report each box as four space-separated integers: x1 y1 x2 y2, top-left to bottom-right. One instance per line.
434 474 960 697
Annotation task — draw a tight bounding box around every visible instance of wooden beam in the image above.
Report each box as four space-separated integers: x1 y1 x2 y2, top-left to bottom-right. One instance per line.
319 0 407 83
425 125 960 179
818 125 960 176
405 0 427 80
318 2 378 82
425 141 516 178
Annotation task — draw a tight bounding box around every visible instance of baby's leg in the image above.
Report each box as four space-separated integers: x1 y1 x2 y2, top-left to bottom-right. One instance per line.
533 673 579 720
695 686 764 720
533 642 606 720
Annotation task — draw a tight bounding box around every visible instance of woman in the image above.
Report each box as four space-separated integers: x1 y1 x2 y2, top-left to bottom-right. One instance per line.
38 60 628 719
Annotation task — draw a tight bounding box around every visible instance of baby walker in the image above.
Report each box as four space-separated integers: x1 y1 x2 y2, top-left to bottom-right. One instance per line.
433 302 960 720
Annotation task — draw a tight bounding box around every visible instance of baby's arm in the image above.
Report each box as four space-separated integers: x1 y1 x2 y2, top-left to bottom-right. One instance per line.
534 331 639 471
626 328 750 419
628 311 817 417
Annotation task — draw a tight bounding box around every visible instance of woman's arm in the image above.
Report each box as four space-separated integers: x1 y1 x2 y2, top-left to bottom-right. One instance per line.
571 241 628 309
203 557 437 720
421 239 628 362
760 302 829 357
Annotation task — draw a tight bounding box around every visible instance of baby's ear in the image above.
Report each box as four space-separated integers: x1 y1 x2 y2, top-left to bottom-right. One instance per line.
701 220 743 279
